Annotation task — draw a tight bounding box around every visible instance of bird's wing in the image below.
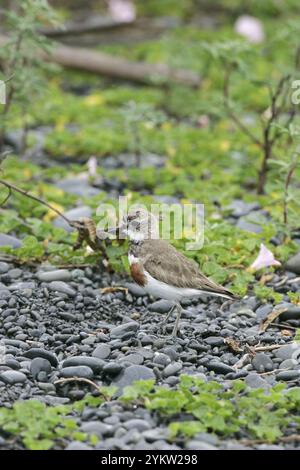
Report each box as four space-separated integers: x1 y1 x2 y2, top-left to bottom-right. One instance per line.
140 239 235 298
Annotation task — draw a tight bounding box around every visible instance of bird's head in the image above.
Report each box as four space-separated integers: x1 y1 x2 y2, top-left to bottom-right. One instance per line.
122 207 159 241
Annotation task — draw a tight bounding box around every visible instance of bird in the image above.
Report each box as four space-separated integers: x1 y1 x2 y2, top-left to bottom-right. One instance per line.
121 208 236 337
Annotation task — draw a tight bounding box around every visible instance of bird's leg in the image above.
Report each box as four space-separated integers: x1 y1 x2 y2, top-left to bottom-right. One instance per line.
159 303 177 335
171 303 182 338
163 303 177 324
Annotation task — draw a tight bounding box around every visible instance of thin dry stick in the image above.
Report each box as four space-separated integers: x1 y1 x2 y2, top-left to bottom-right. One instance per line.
0 179 72 225
54 377 101 392
223 66 262 148
283 154 298 226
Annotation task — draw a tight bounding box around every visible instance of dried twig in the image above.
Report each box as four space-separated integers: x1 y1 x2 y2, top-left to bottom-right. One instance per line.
259 308 288 332
0 179 72 224
54 377 101 392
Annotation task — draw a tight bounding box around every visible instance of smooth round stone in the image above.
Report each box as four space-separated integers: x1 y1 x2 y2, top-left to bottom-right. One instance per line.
48 281 76 297
285 251 300 274
279 359 298 369
252 353 274 373
65 442 92 451
112 365 155 394
110 322 139 339
80 421 112 437
62 356 104 373
245 373 270 390
23 348 58 367
163 362 183 377
37 270 72 282
0 370 27 384
0 234 22 248
7 268 22 279
276 370 300 381
124 419 151 432
92 344 111 360
275 343 300 361
206 361 234 375
60 365 94 379
103 362 124 376
121 353 144 365
0 262 9 274
204 336 224 346
153 353 171 366
30 358 52 379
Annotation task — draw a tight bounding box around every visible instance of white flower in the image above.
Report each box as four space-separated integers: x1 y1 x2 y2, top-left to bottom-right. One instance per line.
249 243 281 272
87 156 97 177
234 15 265 44
108 0 136 23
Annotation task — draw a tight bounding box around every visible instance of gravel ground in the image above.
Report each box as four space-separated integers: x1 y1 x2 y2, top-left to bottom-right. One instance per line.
0 258 300 450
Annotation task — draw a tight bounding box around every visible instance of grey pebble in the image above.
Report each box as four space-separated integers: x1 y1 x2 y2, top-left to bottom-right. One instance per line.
60 365 94 379
0 370 27 384
48 281 76 297
92 344 111 359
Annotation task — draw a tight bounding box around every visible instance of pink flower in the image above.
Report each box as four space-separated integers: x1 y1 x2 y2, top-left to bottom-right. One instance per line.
249 243 281 272
108 0 136 23
234 15 265 44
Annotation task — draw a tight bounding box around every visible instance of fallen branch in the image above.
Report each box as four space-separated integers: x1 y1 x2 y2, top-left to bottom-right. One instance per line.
0 179 110 260
259 308 288 333
54 377 100 392
0 34 201 88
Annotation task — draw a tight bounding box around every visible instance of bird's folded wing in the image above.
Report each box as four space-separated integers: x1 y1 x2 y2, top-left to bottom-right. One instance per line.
140 239 232 296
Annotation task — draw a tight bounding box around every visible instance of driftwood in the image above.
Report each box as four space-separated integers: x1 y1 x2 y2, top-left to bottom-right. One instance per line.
0 34 200 87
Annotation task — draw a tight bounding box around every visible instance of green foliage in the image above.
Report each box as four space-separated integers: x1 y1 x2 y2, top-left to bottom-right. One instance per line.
0 377 299 448
121 376 300 442
0 400 79 450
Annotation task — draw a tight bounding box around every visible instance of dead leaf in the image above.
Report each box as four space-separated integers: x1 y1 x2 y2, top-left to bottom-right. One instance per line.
224 337 242 352
259 273 274 285
281 329 293 337
101 286 128 295
259 307 288 332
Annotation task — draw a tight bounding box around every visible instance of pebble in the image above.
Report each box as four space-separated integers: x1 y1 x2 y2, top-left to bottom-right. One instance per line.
275 343 300 361
48 281 76 297
60 366 94 379
252 353 274 373
163 362 183 377
121 353 144 365
65 442 92 451
80 421 112 437
62 356 104 373
149 300 173 313
0 370 27 384
245 373 270 390
30 358 52 379
0 234 22 248
285 252 300 274
0 262 9 274
110 322 139 339
92 344 111 359
37 270 72 282
276 370 300 381
206 361 234 375
113 365 155 393
23 348 58 367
